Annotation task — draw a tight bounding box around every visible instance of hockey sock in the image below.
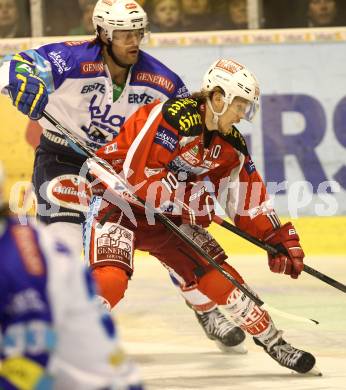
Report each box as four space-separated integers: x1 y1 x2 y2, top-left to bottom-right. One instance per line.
169 272 217 312
222 283 276 337
181 284 217 313
197 262 244 305
92 266 129 309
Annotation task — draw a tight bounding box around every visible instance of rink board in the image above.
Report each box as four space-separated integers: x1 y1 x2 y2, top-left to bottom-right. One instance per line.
116 253 346 390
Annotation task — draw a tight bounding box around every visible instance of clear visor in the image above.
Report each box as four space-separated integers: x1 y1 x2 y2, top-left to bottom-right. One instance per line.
229 98 259 122
244 101 259 122
112 26 150 44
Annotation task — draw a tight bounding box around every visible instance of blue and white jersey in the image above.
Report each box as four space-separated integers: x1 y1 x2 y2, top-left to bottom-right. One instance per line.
0 217 142 389
0 39 189 151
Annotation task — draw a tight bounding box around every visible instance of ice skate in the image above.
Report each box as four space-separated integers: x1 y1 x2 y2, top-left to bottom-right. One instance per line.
195 307 247 354
254 331 321 375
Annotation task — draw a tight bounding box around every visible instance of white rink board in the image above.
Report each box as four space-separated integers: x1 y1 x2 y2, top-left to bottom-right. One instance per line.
115 253 346 390
0 32 345 216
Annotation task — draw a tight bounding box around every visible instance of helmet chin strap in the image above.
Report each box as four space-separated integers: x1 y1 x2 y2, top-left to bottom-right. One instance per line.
206 97 229 126
106 42 131 69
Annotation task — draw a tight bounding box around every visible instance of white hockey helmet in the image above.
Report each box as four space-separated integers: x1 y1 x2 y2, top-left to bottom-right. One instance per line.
92 0 149 41
203 59 260 122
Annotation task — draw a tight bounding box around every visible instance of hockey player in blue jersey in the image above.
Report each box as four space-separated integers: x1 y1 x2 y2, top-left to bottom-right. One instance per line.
0 0 245 353
0 161 144 389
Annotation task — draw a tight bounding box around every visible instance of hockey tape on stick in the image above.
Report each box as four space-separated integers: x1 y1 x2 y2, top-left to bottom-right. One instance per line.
41 110 318 325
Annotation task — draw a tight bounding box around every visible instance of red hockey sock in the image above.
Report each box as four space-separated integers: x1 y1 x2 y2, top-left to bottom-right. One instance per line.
92 266 129 308
197 262 244 305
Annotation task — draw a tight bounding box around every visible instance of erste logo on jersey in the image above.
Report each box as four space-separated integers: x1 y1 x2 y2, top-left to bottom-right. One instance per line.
47 175 92 212
81 83 106 94
215 59 244 74
134 72 175 94
128 93 154 105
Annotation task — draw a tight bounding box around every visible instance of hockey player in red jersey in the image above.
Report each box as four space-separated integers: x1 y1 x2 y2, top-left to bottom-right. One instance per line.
84 58 320 374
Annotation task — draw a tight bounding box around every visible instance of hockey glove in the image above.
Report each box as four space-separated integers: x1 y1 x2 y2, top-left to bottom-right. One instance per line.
8 72 48 120
264 222 305 279
181 182 214 227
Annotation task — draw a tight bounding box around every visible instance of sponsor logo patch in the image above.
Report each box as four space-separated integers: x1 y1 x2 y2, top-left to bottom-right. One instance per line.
48 51 71 75
244 158 256 174
46 175 92 212
128 93 154 105
215 59 244 74
181 151 199 166
176 85 190 98
7 289 46 315
134 71 175 93
80 61 104 75
126 2 138 9
104 143 118 154
81 83 106 94
94 223 134 271
15 63 33 74
144 167 164 178
82 95 125 144
154 126 178 153
163 99 202 135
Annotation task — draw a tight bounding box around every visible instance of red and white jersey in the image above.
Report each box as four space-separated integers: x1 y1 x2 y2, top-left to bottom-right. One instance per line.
97 98 281 240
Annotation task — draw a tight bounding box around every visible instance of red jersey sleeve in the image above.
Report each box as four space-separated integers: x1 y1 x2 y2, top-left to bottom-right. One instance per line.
224 154 281 240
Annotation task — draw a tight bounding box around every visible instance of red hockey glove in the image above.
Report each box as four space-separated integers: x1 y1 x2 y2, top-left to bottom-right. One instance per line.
180 183 214 227
263 222 305 279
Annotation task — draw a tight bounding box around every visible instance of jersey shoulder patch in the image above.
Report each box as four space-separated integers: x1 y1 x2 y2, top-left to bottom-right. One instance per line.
162 98 203 136
221 126 249 156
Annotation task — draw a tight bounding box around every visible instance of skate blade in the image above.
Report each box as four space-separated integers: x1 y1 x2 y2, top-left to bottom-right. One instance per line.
293 365 322 377
305 365 322 376
215 340 248 354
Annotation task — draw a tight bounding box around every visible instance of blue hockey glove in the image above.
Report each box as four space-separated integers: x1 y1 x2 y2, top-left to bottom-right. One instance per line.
8 72 48 120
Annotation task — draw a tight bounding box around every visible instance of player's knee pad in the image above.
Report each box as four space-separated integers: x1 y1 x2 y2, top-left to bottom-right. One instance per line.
197 262 244 305
92 266 129 309
222 284 272 336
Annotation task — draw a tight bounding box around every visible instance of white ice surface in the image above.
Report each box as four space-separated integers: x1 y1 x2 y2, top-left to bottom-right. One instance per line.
114 254 346 390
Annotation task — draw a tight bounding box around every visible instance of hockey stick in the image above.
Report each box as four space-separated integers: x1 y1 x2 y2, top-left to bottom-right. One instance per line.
212 215 346 294
41 110 319 325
